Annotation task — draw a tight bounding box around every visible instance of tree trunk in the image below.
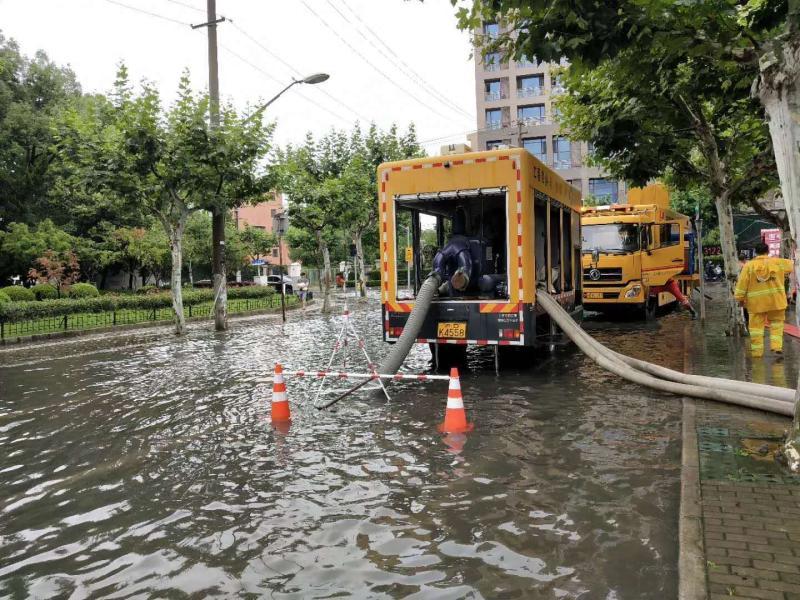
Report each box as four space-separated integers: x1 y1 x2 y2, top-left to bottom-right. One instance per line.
317 231 333 313
354 232 367 298
169 226 187 335
188 260 194 288
714 193 747 337
212 208 227 331
757 35 800 468
128 269 134 291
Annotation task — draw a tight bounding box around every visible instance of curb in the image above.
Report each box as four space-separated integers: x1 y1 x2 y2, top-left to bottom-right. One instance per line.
679 398 707 600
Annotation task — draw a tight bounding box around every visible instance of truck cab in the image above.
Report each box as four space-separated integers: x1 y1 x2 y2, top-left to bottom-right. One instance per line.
580 186 698 318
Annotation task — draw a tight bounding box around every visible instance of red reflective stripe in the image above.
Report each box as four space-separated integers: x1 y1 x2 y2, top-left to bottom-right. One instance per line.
432 162 443 168
413 164 423 169
499 155 509 161
392 166 402 171
381 182 385 192
475 157 486 163
453 160 463 165
477 339 488 345
499 340 511 345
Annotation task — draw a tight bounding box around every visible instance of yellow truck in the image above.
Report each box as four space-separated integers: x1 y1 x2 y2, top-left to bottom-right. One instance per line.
377 147 582 362
581 185 699 319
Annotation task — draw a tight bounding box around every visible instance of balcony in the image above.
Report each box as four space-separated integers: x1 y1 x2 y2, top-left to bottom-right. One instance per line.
517 86 543 98
518 116 547 127
484 90 504 102
485 62 501 72
486 121 505 130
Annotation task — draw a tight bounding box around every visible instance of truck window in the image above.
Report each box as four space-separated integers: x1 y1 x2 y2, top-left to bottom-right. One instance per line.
581 223 640 253
657 223 680 248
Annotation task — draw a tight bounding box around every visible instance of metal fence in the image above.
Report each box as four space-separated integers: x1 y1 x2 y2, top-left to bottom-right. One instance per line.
0 294 293 340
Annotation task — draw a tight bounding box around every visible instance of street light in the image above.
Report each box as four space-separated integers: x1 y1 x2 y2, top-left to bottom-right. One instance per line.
244 72 330 124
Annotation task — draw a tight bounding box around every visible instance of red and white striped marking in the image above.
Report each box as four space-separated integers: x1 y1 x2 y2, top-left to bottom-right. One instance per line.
262 370 451 382
446 371 465 409
272 365 287 402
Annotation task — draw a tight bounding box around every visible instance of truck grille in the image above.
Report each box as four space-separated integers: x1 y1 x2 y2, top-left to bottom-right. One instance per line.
583 267 623 283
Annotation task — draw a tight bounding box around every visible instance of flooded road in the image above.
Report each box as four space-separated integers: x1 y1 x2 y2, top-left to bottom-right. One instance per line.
2 290 771 599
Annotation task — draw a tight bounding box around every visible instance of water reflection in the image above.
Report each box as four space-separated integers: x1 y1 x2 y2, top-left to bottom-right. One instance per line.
0 291 727 598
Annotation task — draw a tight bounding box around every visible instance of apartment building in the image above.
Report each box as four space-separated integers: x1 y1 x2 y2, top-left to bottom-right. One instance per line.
468 21 626 204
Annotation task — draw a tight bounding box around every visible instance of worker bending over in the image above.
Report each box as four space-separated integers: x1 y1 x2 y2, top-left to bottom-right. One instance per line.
735 242 793 358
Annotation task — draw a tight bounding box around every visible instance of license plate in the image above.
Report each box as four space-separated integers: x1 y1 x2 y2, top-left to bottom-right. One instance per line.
437 322 467 339
585 291 603 299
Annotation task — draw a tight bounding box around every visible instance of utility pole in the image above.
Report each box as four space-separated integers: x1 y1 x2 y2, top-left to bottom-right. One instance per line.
695 204 707 322
196 0 228 331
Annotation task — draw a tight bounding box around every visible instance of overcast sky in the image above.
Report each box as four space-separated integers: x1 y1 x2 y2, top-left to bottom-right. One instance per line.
1 0 477 154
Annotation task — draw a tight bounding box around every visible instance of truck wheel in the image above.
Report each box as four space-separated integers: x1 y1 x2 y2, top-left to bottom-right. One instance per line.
644 297 658 321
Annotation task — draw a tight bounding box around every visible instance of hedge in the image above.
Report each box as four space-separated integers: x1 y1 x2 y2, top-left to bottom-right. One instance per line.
1 286 35 302
0 286 275 322
0 292 10 304
31 283 58 300
67 283 100 298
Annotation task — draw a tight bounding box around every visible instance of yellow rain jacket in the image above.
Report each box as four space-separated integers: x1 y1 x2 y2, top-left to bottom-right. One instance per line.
734 255 793 312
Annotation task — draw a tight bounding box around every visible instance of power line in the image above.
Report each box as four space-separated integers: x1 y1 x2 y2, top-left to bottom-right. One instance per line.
163 0 206 14
334 0 474 120
299 0 469 127
219 44 354 125
228 21 371 123
101 0 191 25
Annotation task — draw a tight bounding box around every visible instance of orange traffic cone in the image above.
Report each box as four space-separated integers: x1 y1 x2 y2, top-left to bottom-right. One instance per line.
271 363 291 424
438 367 474 433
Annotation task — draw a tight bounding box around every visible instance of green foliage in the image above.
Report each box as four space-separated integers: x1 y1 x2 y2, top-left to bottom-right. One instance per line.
31 283 58 300
66 282 99 298
0 291 10 304
0 34 82 226
136 285 160 295
0 219 76 283
0 286 275 322
0 286 35 301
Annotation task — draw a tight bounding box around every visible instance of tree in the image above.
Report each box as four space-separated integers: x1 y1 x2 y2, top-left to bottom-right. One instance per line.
0 34 81 227
239 224 276 267
0 219 75 284
52 67 273 334
276 132 352 312
28 249 80 293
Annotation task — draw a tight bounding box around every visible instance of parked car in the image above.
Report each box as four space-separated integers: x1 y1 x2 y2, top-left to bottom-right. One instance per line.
266 275 293 295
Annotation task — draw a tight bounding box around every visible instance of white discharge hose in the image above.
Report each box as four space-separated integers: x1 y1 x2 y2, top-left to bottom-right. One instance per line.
536 291 794 417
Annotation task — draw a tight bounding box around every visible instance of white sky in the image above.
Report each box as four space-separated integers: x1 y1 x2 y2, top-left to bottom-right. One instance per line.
0 0 477 154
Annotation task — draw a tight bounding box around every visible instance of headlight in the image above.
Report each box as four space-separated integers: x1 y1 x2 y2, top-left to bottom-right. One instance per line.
625 285 642 298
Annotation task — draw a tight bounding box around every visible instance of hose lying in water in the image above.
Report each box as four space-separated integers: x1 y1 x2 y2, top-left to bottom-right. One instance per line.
536 291 794 417
377 273 441 376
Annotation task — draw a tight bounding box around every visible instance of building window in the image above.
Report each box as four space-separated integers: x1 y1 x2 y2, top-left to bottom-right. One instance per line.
483 22 499 39
551 75 565 93
485 79 503 101
517 74 544 97
254 225 266 230
589 178 619 203
484 52 502 71
554 136 571 169
272 248 279 258
485 108 503 129
486 140 508 150
517 104 545 125
517 54 536 68
522 137 546 163
270 208 276 217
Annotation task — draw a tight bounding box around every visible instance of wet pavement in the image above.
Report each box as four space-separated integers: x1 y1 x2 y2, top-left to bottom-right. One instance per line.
1 286 781 599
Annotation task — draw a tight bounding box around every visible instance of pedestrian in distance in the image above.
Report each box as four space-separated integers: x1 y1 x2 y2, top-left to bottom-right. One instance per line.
734 241 793 358
297 272 309 309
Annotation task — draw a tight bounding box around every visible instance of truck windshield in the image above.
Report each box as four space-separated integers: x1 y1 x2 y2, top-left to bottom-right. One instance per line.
582 223 640 253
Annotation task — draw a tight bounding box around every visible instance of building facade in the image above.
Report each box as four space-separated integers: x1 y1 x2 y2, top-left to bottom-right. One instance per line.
469 22 626 204
233 191 292 270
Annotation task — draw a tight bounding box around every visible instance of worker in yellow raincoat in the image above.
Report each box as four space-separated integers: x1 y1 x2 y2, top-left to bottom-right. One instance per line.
734 242 793 358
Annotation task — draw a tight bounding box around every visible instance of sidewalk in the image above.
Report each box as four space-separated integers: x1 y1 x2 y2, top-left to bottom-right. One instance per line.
683 394 800 599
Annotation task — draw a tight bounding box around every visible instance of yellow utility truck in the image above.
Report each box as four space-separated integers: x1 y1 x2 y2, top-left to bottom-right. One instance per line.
581 184 699 319
377 147 582 364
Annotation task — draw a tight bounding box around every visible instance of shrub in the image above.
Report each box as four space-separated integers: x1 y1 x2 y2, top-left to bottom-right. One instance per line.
66 283 100 299
136 285 159 295
31 283 58 300
0 286 35 302
0 285 276 322
0 291 10 304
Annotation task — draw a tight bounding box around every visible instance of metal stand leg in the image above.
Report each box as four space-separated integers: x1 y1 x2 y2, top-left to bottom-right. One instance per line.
434 342 439 371
494 344 500 375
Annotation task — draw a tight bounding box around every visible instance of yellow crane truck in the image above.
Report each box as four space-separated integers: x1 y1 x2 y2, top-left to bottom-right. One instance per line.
581 185 699 319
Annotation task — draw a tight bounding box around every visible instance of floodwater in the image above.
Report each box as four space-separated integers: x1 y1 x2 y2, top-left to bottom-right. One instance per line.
2 286 782 599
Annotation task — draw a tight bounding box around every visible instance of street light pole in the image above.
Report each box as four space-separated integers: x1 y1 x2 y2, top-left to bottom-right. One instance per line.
243 73 330 125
